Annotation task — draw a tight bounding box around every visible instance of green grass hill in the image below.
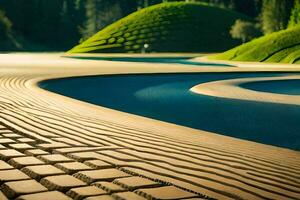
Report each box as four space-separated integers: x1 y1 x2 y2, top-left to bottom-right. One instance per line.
68 2 249 53
210 25 300 64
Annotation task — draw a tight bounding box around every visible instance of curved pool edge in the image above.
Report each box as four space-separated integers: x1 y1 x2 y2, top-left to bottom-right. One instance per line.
62 55 235 67
190 75 300 106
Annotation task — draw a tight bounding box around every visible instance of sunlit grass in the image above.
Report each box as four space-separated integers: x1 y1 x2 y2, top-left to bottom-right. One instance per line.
211 25 300 64
69 2 249 53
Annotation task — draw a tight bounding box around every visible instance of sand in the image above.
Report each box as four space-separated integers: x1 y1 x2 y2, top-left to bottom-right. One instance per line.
0 53 299 200
191 75 300 106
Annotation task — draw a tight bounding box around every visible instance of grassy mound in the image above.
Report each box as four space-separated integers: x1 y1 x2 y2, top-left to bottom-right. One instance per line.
211 25 300 64
68 2 249 53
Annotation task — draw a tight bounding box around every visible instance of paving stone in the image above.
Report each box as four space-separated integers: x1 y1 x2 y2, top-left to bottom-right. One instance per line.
1 179 48 198
17 138 36 144
53 138 86 146
84 195 115 200
25 149 49 156
54 147 112 154
113 176 160 190
135 186 197 199
37 142 70 151
0 191 8 200
0 149 25 161
2 133 22 138
0 138 15 145
0 169 30 183
66 186 107 200
8 156 45 169
40 175 87 192
92 181 126 194
22 165 65 180
0 160 13 170
55 162 92 174
16 191 72 200
112 192 147 200
9 143 34 152
74 169 130 184
84 160 112 169
97 150 138 161
0 130 11 133
68 152 101 162
38 154 74 164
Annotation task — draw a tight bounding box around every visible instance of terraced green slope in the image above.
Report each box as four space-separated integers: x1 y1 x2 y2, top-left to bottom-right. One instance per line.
68 2 249 53
211 25 300 64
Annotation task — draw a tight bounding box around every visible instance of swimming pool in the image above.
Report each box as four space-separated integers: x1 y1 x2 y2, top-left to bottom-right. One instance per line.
242 79 300 95
64 56 233 67
40 72 300 151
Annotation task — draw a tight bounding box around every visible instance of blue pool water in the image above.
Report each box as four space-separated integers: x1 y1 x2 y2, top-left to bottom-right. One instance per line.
40 73 300 151
242 79 300 95
64 56 233 67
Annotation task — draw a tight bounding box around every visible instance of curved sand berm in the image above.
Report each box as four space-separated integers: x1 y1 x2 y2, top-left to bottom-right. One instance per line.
0 53 300 200
190 75 300 106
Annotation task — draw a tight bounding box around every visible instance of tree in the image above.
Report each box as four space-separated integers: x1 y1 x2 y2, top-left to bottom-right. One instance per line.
231 0 261 17
230 19 262 43
81 0 137 39
0 10 11 38
82 0 122 39
261 0 294 34
0 9 17 50
289 0 300 27
59 0 84 49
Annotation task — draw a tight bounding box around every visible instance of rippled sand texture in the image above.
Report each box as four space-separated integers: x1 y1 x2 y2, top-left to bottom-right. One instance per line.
0 53 299 200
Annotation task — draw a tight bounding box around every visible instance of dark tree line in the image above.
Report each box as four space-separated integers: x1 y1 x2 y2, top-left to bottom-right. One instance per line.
289 0 300 27
0 0 299 51
261 0 294 34
0 0 138 51
0 0 85 50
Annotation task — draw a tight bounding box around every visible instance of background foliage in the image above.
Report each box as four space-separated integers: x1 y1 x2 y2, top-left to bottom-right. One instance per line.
289 0 300 27
0 0 298 51
70 2 250 53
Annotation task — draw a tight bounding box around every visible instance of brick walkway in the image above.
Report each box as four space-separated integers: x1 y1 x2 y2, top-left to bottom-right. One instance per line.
0 125 204 200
